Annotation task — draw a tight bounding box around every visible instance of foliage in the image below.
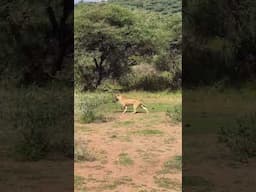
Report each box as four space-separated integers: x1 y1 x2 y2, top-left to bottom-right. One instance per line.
79 102 107 123
109 0 181 15
117 153 134 166
0 0 73 86
159 156 182 174
74 141 96 162
118 71 172 91
0 86 73 161
75 2 181 91
75 92 112 123
183 0 256 86
218 112 256 162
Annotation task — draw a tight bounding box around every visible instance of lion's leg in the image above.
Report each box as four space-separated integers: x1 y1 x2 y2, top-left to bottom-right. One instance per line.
132 105 137 114
141 104 149 113
123 106 128 114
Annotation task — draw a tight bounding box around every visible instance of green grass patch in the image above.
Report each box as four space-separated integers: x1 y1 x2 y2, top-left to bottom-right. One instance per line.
103 176 133 190
74 175 86 190
159 155 182 174
139 150 158 164
132 129 164 136
117 153 134 166
154 177 181 190
147 103 172 113
116 120 135 126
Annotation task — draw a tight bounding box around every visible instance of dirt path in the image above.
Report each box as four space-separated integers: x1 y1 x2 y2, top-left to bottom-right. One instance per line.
75 112 182 192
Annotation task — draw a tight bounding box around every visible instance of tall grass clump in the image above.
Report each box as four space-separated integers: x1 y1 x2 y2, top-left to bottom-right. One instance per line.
166 103 182 123
218 112 256 162
74 141 96 162
76 92 112 123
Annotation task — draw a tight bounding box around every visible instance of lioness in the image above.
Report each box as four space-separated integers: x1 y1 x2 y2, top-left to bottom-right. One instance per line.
115 94 149 114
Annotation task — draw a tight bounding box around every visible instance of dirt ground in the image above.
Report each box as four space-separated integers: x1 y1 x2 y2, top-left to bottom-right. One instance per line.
75 112 182 192
183 135 256 192
0 160 73 192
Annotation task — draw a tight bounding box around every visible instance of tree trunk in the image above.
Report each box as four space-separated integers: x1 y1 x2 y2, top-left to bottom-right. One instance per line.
93 57 105 87
46 1 73 76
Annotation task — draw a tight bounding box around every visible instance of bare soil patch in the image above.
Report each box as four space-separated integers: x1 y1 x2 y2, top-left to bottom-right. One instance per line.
75 112 182 192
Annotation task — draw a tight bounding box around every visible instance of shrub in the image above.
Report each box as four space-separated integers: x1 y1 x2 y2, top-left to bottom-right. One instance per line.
79 102 107 124
80 111 96 123
8 87 73 161
13 98 56 160
119 72 173 91
74 141 96 162
77 94 111 123
154 54 172 71
118 73 138 91
97 79 122 92
136 73 171 91
218 112 256 162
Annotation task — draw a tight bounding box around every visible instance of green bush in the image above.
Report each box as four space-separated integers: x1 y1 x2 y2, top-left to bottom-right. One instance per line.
118 73 138 90
136 73 171 91
218 112 256 162
154 54 172 71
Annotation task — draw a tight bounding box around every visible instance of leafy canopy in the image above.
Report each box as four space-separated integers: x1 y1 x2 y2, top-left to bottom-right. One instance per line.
74 3 176 89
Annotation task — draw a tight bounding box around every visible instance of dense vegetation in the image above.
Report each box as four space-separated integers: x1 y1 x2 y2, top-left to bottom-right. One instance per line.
75 1 181 91
0 0 73 160
183 0 256 86
0 0 73 86
109 0 181 15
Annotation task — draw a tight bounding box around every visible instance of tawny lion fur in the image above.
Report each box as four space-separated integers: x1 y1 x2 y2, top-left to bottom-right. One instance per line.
115 94 149 114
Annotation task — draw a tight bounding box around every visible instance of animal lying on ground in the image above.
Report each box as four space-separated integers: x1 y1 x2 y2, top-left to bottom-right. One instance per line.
115 94 149 114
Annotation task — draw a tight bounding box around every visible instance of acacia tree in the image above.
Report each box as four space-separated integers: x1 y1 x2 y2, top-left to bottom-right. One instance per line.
75 4 164 89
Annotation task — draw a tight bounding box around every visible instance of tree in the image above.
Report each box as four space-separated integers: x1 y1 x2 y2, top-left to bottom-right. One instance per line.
183 0 256 85
0 0 73 85
75 4 163 88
